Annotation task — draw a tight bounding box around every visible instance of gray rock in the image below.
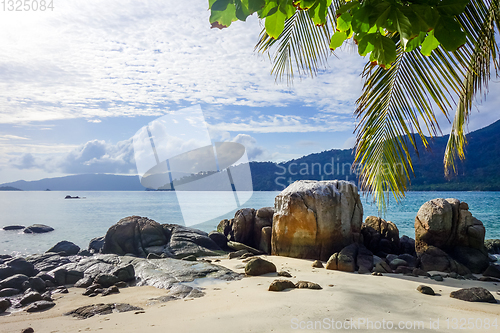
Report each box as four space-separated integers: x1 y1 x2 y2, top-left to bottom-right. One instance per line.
65 302 143 319
417 285 435 295
483 264 500 278
268 279 296 291
94 274 120 288
208 231 229 250
228 249 249 259
74 276 93 288
23 224 54 233
374 261 392 273
102 285 119 296
450 287 497 303
25 300 55 312
165 224 222 258
181 255 197 261
272 180 363 261
88 236 105 253
47 241 80 256
356 245 374 273
398 254 417 268
0 298 11 313
0 257 35 279
20 291 43 306
430 275 444 282
112 264 135 282
389 258 409 270
148 284 204 303
227 241 262 255
2 225 25 230
259 226 272 254
399 235 416 256
0 274 29 290
26 253 73 272
0 288 21 297
28 277 46 292
245 258 276 276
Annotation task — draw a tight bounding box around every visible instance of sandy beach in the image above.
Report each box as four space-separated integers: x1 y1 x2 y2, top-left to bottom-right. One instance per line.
1 255 499 333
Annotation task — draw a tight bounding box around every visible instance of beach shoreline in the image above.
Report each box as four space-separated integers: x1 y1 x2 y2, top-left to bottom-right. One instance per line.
1 255 499 333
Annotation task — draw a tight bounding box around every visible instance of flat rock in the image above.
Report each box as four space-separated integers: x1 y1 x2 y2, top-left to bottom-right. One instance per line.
2 225 25 231
450 287 497 303
65 303 143 319
25 300 55 312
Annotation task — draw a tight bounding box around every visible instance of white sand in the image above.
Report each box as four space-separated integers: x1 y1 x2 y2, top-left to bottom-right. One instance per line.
1 256 499 333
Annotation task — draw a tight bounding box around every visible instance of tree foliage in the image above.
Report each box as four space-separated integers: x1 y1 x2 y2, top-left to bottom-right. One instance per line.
208 0 500 210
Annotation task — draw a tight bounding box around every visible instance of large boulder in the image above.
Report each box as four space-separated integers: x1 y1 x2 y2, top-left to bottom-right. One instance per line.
419 246 470 275
450 287 497 303
361 216 400 256
244 258 276 276
0 274 29 290
47 241 80 256
103 216 167 257
271 180 363 261
415 198 489 273
0 258 35 279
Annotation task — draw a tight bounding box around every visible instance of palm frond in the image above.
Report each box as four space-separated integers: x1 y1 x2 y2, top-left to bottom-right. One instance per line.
255 3 342 83
354 0 500 210
444 0 500 175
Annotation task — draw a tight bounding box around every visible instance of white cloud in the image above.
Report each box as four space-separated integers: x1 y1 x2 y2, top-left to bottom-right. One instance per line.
0 134 29 140
0 0 365 125
9 139 136 174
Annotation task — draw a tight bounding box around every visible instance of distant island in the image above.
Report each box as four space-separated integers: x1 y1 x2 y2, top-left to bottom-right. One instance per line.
0 186 22 191
1 119 500 191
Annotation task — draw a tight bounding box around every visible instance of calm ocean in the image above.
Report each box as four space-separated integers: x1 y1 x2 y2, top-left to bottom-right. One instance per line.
1 191 499 256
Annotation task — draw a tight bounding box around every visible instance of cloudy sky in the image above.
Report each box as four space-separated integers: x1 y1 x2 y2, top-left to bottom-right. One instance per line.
0 0 499 184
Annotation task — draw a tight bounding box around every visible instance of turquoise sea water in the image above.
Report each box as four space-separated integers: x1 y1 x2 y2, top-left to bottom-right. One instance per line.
0 191 499 256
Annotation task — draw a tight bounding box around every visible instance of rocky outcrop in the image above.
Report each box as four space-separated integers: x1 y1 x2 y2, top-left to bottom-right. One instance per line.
47 241 80 256
415 199 489 273
23 224 54 233
361 216 400 256
101 216 222 259
271 180 363 261
217 207 274 254
65 303 143 319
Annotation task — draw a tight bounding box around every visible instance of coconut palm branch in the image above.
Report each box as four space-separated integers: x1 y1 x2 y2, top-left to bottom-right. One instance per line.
255 0 500 210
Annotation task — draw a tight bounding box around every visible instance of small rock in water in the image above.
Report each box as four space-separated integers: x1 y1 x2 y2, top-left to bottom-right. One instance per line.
312 260 324 268
417 285 435 296
268 279 296 292
277 271 292 278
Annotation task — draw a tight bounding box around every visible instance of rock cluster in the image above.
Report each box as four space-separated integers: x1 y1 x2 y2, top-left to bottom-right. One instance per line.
102 216 223 259
217 207 274 254
415 198 489 273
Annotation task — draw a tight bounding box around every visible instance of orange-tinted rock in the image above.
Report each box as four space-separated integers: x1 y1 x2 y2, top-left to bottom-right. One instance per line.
271 180 363 261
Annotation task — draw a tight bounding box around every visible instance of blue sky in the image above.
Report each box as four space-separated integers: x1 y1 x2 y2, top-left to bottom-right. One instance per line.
1 0 500 184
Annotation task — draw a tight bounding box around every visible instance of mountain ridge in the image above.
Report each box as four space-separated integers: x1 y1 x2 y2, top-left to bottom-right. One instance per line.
2 119 500 191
